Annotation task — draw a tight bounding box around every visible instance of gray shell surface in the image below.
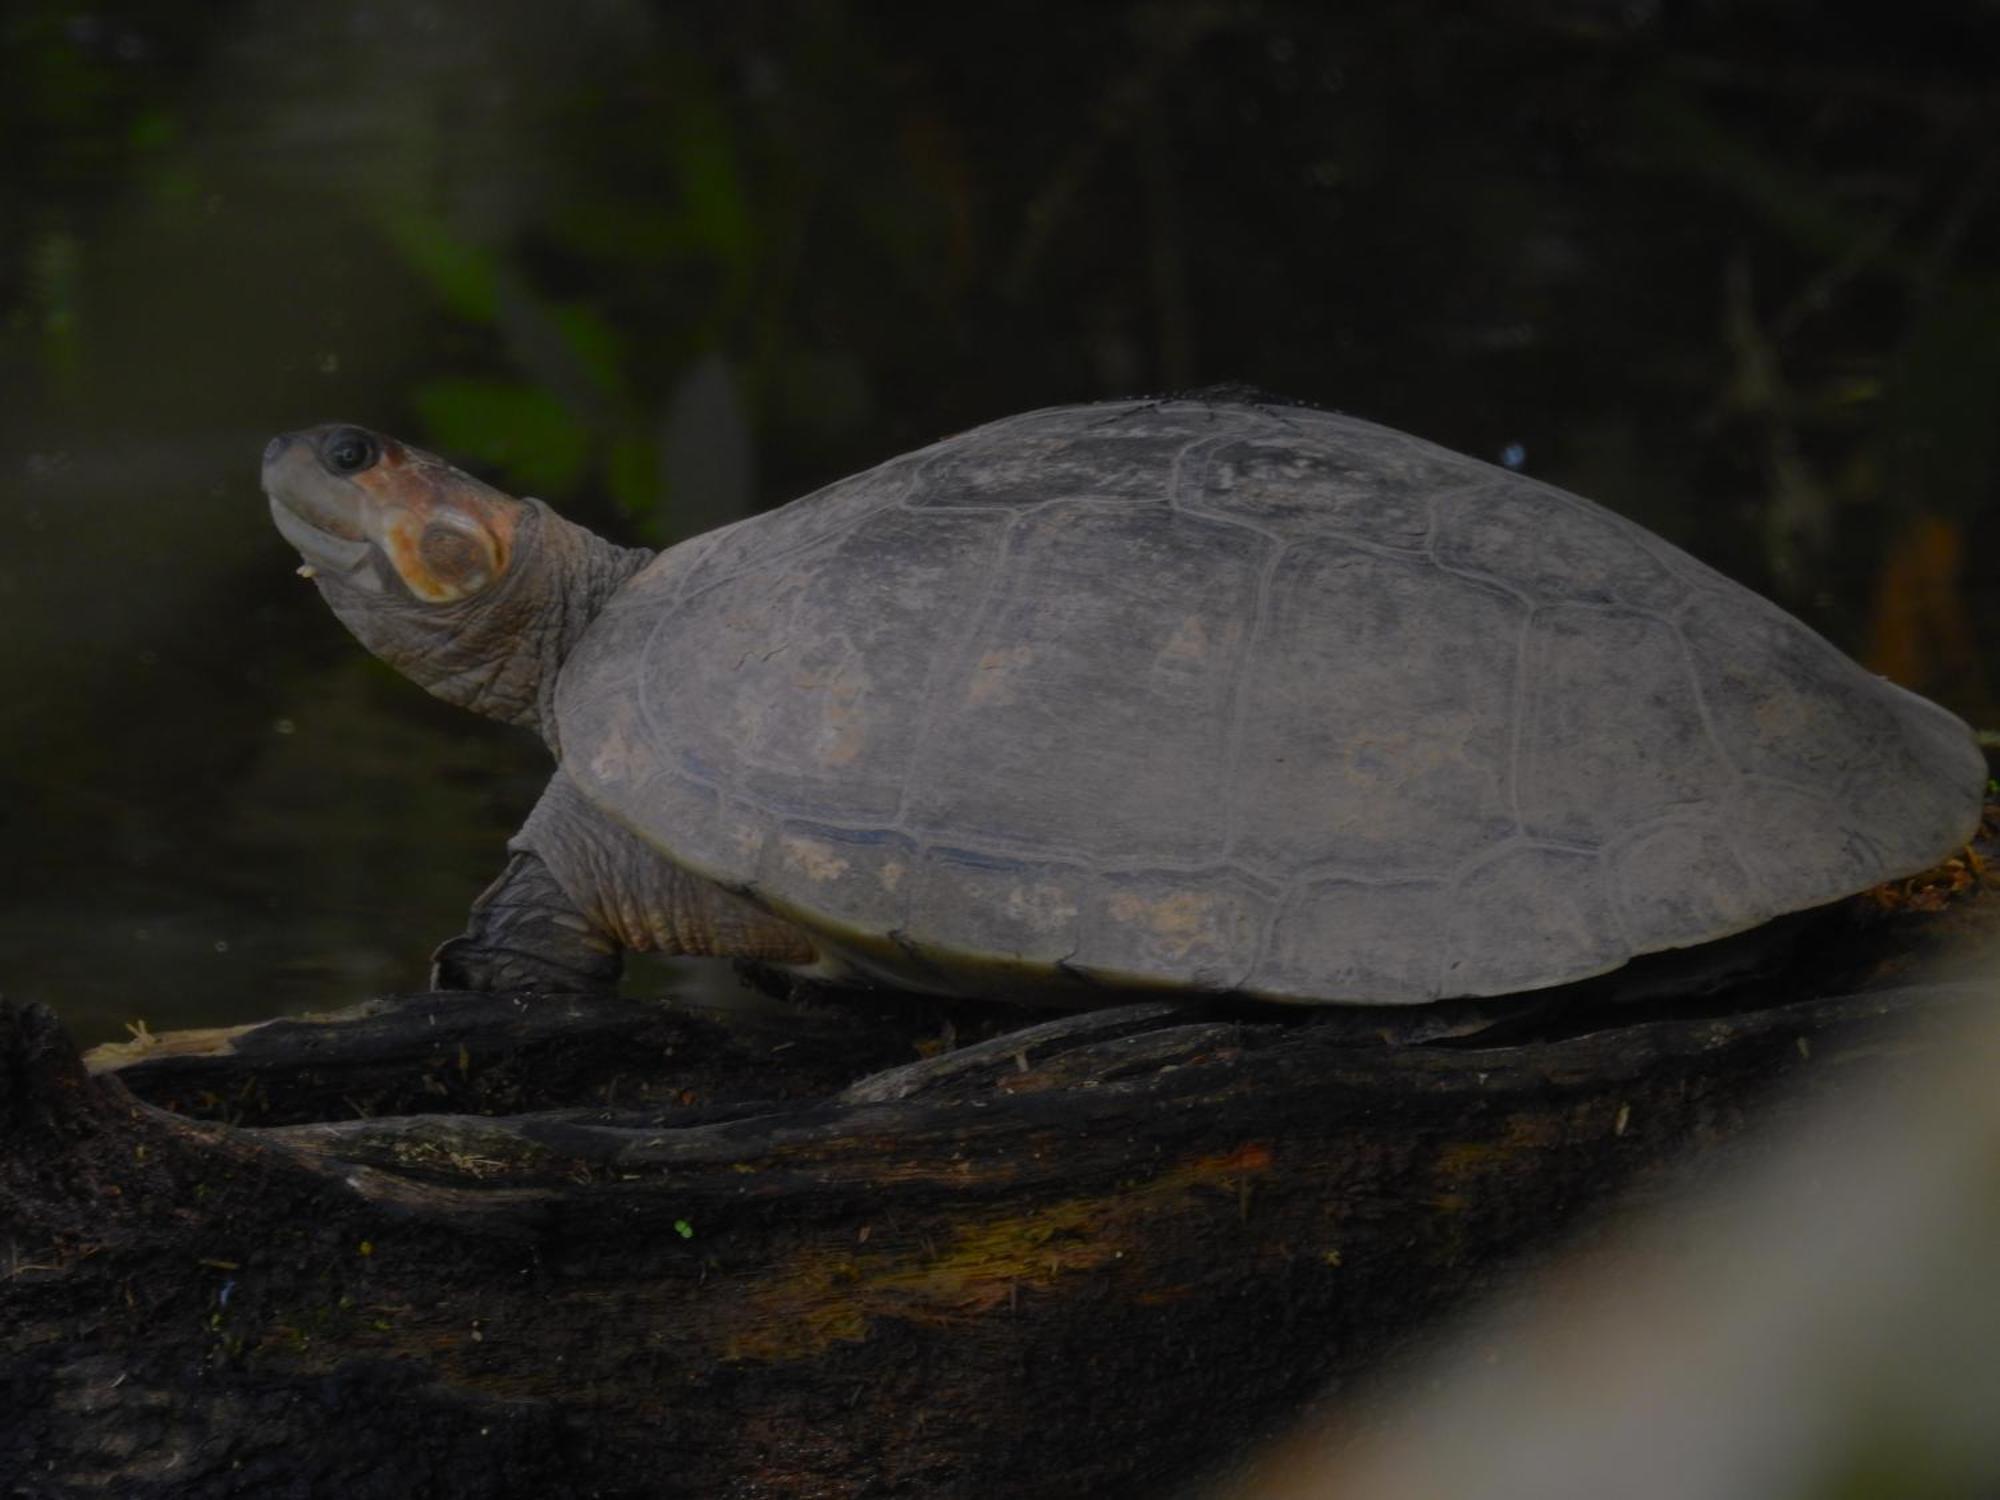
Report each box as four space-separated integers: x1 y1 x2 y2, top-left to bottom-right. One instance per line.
555 399 1984 1004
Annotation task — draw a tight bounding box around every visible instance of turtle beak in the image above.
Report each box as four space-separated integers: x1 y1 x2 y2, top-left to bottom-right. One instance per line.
261 430 383 591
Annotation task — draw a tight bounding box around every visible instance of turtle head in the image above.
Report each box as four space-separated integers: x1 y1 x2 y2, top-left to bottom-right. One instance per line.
262 424 652 737
262 424 523 604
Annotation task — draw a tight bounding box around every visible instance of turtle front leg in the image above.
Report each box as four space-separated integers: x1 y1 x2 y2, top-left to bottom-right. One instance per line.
431 848 625 995
433 772 819 997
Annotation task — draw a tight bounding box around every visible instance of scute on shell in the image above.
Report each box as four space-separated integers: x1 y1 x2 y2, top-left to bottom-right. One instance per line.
555 398 1986 1005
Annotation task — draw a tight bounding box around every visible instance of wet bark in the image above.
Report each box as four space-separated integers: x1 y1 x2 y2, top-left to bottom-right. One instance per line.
2 871 1992 1498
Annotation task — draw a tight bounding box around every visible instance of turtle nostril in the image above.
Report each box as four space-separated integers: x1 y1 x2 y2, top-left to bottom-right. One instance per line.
262 434 293 466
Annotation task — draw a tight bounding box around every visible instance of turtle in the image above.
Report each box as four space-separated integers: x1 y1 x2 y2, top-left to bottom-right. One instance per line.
261 396 1985 1011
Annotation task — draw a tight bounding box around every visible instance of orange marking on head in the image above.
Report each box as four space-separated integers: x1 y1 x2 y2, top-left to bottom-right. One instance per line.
353 444 522 603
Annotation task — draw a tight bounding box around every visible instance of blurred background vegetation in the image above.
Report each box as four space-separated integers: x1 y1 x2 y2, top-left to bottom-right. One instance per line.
3 0 1997 1041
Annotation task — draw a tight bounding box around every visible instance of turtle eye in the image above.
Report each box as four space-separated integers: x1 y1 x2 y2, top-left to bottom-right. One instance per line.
321 428 380 475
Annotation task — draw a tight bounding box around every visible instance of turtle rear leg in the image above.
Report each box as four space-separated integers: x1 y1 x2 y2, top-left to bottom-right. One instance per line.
431 849 624 995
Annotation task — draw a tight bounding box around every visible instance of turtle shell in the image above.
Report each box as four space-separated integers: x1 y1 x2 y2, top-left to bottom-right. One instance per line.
554 399 1984 1004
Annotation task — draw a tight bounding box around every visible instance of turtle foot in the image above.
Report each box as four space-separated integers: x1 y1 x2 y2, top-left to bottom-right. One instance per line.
430 935 621 998
431 849 625 998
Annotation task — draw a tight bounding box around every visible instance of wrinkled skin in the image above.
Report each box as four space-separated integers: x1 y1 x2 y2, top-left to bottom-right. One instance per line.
263 425 818 995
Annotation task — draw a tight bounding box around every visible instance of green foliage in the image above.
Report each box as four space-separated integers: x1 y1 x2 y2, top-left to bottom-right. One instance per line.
26 228 81 398
548 304 625 404
369 57 751 531
667 99 754 267
1637 80 1901 267
410 379 592 498
384 212 503 325
387 208 669 519
1814 1417 1984 1500
127 108 176 151
606 433 660 520
361 28 920 535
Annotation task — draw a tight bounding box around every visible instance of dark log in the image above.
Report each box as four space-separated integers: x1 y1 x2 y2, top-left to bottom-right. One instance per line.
80 986 953 1127
1229 987 2000 1500
3 847 1995 1498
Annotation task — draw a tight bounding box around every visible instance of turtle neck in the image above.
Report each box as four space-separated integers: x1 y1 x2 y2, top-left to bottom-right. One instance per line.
319 499 654 748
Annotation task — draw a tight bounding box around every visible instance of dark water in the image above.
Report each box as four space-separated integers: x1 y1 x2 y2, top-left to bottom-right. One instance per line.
5 2 1998 1043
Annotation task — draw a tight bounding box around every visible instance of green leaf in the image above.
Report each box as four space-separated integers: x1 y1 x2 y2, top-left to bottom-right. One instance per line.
606 432 661 523
549 303 626 403
410 379 590 497
383 212 501 324
128 110 178 152
672 108 752 264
